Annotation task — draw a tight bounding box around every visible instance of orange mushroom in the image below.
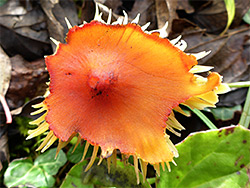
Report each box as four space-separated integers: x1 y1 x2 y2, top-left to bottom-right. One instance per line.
27 4 229 184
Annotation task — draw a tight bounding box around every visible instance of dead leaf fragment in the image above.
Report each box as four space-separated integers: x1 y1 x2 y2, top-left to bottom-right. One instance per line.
176 0 194 14
185 27 250 83
0 0 52 61
0 46 12 124
40 0 65 48
0 0 26 16
155 0 169 29
40 0 78 51
5 55 48 111
0 132 9 172
130 0 156 30
193 0 250 34
80 0 95 23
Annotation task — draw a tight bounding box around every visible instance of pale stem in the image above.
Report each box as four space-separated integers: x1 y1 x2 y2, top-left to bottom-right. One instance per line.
0 94 12 124
227 81 250 88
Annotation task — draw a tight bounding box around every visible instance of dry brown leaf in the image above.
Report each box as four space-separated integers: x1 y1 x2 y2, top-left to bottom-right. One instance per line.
0 0 52 61
193 0 250 33
80 0 95 22
130 0 156 29
176 0 194 14
40 0 65 49
0 46 12 124
164 0 178 33
6 55 48 110
0 0 27 16
185 27 250 83
155 0 169 28
0 132 9 171
40 0 78 50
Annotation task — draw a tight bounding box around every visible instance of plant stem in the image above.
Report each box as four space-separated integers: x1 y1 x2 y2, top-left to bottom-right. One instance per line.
0 94 12 124
191 108 218 130
227 81 250 88
239 87 250 128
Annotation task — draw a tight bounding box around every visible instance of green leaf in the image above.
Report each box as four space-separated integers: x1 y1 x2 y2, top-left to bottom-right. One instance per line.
243 8 250 24
34 148 67 176
60 159 151 188
4 148 67 187
158 125 250 188
209 105 242 121
221 0 235 35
